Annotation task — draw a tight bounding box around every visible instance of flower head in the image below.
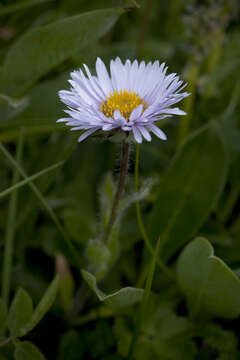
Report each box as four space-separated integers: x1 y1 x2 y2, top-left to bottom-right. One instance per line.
58 58 189 143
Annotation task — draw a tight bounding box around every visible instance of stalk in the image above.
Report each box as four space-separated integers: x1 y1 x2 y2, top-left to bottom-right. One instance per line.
103 139 130 243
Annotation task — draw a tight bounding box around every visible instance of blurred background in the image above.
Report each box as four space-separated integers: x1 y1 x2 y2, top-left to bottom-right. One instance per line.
0 0 240 359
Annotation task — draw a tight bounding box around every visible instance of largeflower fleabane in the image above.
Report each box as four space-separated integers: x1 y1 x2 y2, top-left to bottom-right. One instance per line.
57 57 189 143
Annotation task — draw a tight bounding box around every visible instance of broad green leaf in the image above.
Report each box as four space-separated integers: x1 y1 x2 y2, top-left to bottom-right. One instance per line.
177 237 240 319
21 276 59 336
150 123 227 261
0 0 53 17
7 288 33 337
81 270 143 309
0 298 7 335
1 8 124 95
14 341 45 360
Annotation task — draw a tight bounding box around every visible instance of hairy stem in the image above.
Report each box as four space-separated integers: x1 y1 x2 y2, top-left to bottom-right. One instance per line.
103 139 130 243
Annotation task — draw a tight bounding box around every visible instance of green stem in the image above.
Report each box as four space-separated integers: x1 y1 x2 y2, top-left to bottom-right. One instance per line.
103 139 130 243
134 144 175 281
1 130 24 305
128 237 160 359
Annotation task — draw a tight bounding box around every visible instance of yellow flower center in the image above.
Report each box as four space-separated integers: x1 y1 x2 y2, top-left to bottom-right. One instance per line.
100 90 147 121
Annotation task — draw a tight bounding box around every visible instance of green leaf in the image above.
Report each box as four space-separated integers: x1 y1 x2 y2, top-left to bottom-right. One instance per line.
196 322 238 359
177 237 240 319
150 123 228 261
81 270 143 309
21 276 59 336
7 289 33 337
115 297 196 360
14 341 45 360
86 239 111 280
138 297 196 360
1 8 124 95
0 298 7 335
0 0 53 17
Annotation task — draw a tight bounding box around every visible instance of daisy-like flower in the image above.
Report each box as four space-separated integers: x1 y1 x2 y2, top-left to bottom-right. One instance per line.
58 58 189 143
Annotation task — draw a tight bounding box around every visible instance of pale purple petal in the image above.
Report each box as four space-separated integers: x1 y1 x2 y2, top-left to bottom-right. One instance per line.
132 126 142 143
78 128 99 142
148 124 167 140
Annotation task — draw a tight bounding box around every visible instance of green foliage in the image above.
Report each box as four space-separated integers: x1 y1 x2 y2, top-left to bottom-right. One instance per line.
1 0 240 358
81 270 143 308
0 8 124 95
150 123 228 261
0 299 7 335
14 341 45 360
196 323 238 360
85 239 111 279
20 275 59 336
177 237 240 319
7 289 33 337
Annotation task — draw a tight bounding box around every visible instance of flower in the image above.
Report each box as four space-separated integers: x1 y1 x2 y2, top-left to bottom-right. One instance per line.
58 58 189 143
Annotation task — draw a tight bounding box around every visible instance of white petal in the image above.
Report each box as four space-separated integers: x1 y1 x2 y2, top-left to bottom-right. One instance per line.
57 118 70 123
96 57 113 96
129 104 143 121
148 124 167 140
78 128 99 142
138 126 152 142
132 126 142 143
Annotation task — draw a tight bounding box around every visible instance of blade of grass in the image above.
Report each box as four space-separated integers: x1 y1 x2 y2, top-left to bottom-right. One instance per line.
0 142 80 266
1 130 24 305
134 143 175 281
0 161 63 200
127 237 161 359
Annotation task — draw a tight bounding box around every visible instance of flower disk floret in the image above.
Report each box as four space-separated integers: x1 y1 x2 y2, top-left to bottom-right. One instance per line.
57 57 189 143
